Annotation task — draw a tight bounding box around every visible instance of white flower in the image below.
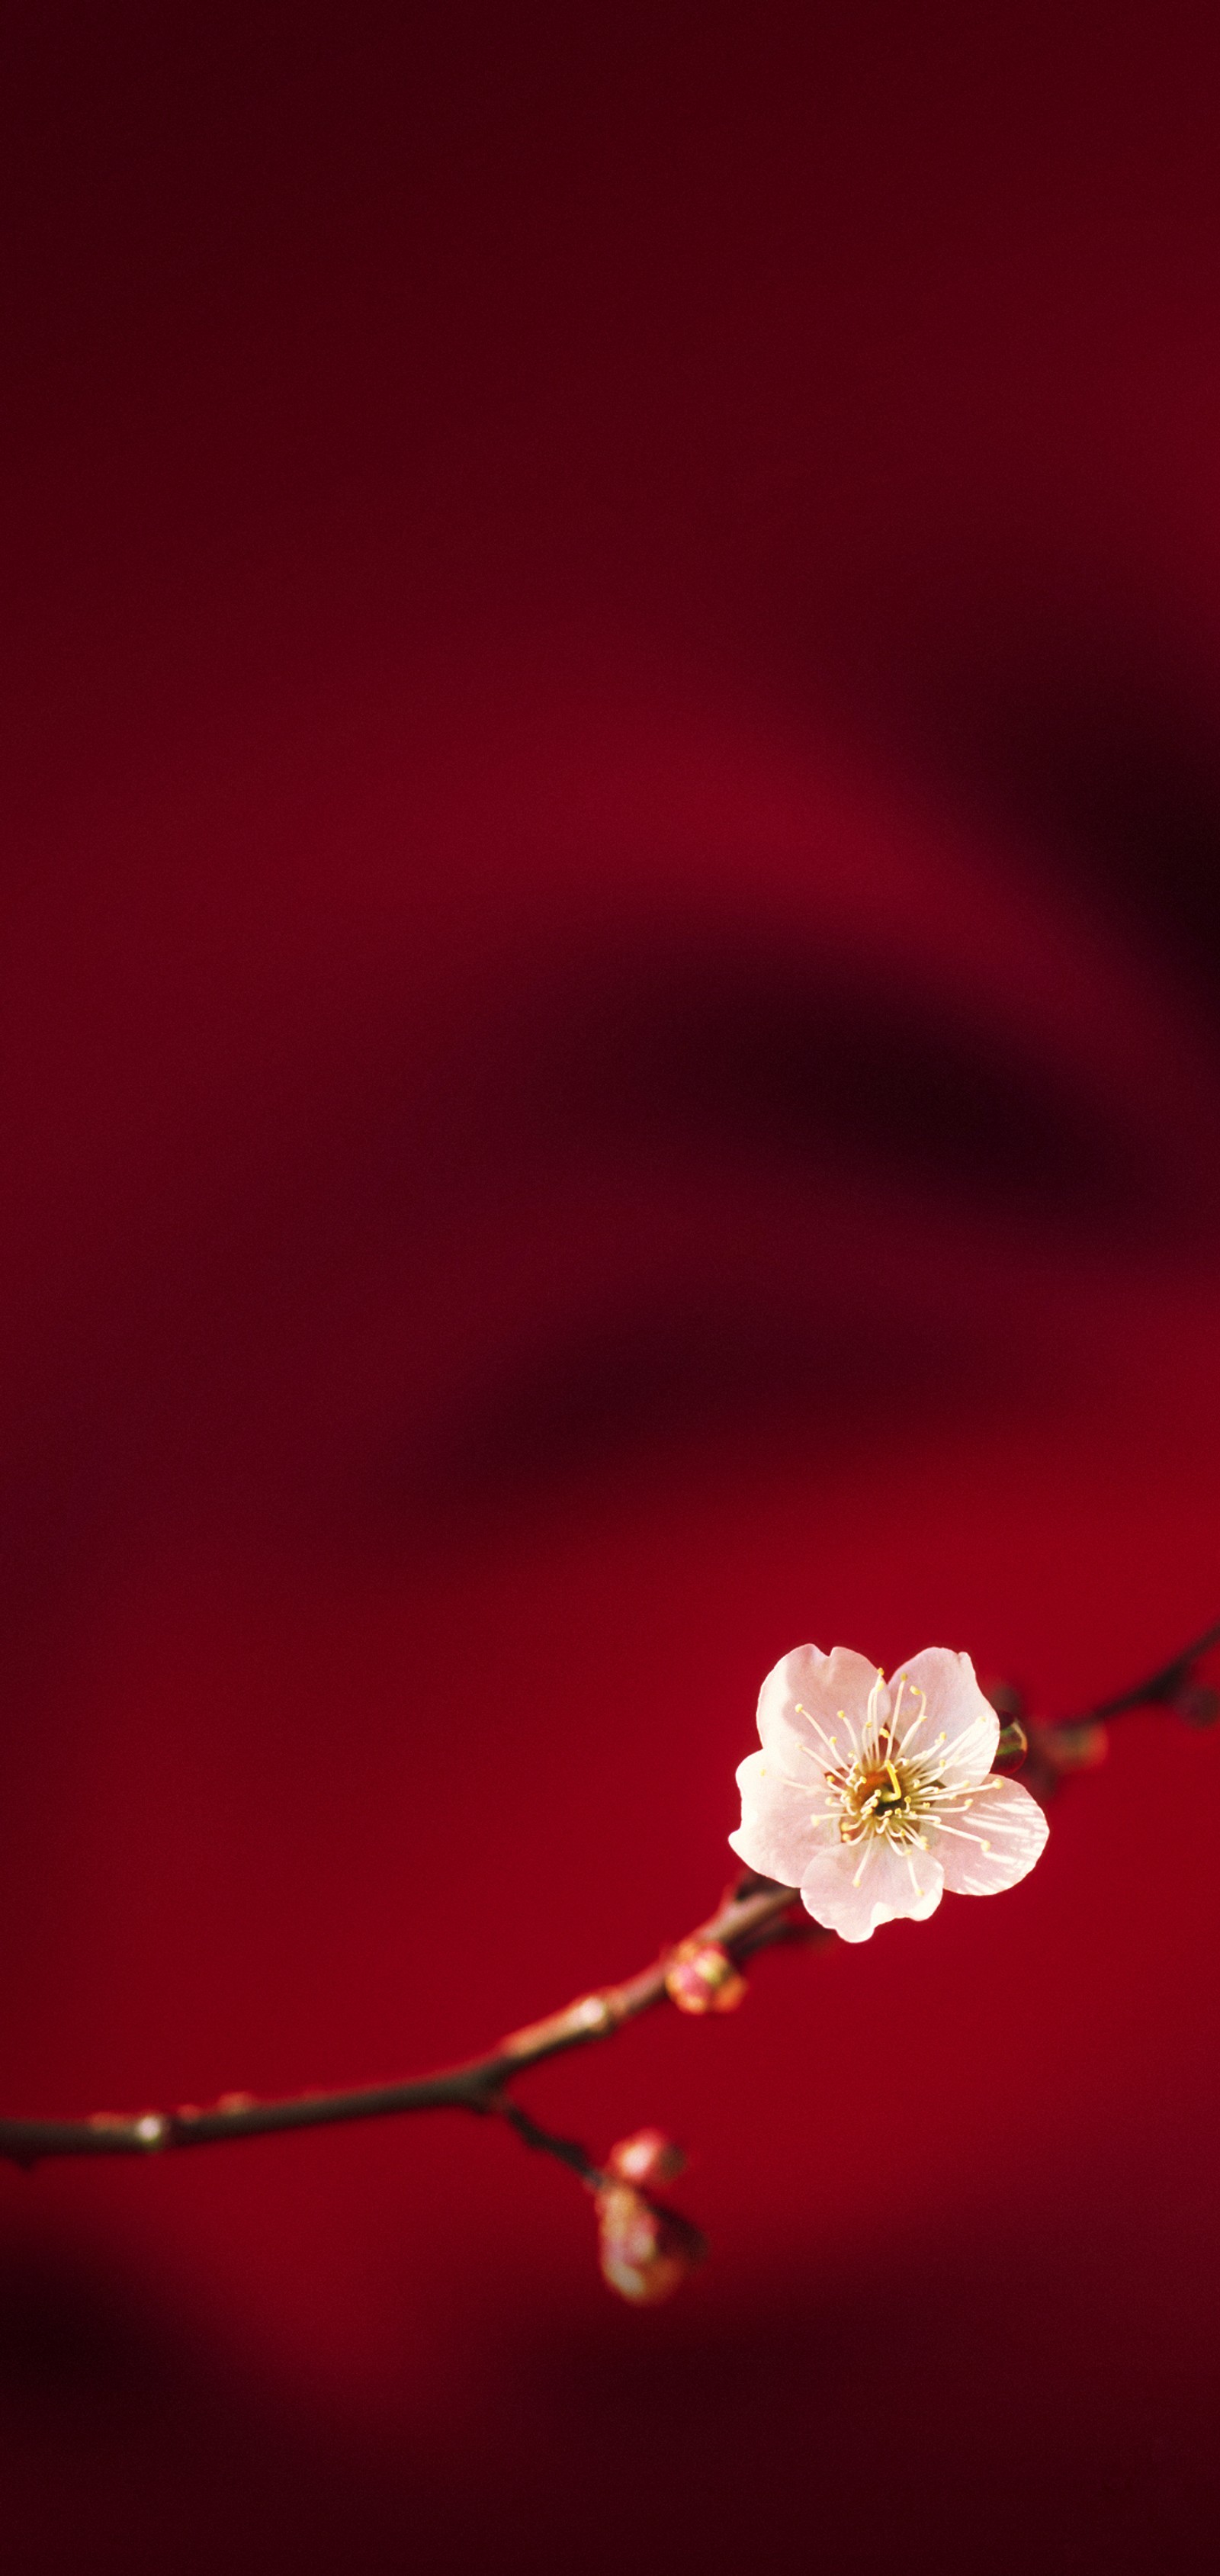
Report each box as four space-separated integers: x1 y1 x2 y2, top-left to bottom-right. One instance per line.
729 1644 1048 1944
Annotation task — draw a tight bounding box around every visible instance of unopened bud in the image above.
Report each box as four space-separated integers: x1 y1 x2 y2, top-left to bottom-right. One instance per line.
665 1938 746 2016
605 2128 686 2189
594 2183 705 2305
1030 1718 1109 1774
1170 1680 1220 1728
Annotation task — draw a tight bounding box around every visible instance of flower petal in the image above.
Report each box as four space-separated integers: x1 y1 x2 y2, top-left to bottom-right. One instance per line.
893 1647 1000 1786
727 1749 841 1886
799 1835 945 1943
923 1775 1048 1894
756 1643 883 1781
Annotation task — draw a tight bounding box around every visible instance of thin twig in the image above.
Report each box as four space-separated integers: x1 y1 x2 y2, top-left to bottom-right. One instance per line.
1061 1615 1220 1723
0 1877 804 2169
493 2097 606 2188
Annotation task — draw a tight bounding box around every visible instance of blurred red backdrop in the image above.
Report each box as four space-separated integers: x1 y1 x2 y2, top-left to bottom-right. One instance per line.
4 5 1220 2568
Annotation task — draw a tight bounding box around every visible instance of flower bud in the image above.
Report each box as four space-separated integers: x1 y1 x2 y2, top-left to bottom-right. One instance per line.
664 1938 746 2016
594 2183 705 2305
1032 1718 1108 1773
1170 1679 1220 1728
605 2128 686 2189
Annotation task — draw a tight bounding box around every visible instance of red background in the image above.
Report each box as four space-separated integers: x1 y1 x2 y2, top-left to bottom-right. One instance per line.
3 6 1220 2567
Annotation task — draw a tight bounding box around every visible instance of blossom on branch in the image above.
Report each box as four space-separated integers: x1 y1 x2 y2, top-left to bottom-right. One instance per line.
664 1937 747 2014
730 1644 1048 1943
594 2183 706 2304
605 2129 687 2189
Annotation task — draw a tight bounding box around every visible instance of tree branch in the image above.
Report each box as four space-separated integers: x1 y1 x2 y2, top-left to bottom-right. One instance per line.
0 1877 806 2169
1064 1614 1220 1722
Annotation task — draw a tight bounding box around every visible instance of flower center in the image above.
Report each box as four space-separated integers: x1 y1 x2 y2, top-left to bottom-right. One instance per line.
857 1760 906 1812
828 1735 929 1848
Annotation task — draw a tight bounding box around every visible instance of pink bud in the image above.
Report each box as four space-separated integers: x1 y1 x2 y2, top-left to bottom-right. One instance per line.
664 1938 746 2016
1171 1679 1220 1727
1032 1718 1108 1774
605 2128 687 2188
594 2184 705 2305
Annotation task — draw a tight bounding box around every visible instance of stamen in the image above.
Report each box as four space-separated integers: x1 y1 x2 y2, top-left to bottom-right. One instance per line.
836 1705 862 1755
934 1712 995 1772
795 1704 842 1762
921 1778 1011 1807
896 1687 929 1759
